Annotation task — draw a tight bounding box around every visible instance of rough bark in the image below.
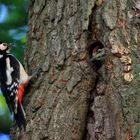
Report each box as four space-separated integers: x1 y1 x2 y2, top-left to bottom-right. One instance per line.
11 0 140 140
84 0 140 140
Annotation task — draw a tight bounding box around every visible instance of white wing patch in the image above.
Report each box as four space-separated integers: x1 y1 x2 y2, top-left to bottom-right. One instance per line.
0 54 3 58
6 57 14 85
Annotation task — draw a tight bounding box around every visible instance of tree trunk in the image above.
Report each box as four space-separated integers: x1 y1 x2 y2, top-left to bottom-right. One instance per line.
11 0 140 140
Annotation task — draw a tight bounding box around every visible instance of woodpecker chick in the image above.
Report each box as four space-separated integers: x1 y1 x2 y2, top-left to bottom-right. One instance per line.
88 42 105 70
90 47 105 62
0 42 30 130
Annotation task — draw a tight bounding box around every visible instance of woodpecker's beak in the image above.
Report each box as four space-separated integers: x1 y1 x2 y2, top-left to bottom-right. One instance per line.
8 44 14 48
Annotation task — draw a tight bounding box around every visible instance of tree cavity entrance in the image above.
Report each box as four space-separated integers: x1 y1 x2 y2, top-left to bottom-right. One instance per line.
88 41 105 70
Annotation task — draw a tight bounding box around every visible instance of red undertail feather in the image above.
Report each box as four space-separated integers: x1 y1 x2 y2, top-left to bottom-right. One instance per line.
15 84 26 130
18 85 25 104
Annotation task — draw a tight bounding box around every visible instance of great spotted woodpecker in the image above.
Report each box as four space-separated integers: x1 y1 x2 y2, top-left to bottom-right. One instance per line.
90 45 105 62
88 42 105 69
0 42 30 130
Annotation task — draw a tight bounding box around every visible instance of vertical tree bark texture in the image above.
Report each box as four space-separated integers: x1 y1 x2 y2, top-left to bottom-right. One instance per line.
11 0 140 140
85 0 140 140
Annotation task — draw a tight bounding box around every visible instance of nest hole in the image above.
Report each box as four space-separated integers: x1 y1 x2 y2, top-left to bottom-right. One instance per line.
88 41 104 59
87 41 105 70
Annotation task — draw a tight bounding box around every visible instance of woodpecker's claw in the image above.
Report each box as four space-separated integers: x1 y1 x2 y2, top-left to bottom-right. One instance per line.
29 67 43 80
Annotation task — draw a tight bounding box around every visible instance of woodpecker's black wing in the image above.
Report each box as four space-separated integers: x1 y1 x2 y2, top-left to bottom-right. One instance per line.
0 54 26 129
0 54 20 103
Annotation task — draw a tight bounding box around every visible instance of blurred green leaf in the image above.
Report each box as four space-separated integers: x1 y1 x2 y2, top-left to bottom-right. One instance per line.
0 0 28 61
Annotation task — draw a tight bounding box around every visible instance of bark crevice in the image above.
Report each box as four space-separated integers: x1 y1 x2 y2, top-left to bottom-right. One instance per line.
84 3 116 140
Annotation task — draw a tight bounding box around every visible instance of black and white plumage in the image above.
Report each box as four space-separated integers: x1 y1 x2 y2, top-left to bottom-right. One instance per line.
0 42 29 129
88 42 105 70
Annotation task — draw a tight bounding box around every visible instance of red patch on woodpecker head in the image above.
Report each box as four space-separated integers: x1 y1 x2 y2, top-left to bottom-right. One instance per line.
92 46 99 53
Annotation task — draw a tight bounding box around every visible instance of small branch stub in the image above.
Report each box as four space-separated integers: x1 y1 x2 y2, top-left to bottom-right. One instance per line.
123 73 134 82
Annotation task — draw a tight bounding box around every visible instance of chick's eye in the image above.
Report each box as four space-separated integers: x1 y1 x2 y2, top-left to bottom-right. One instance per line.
97 49 102 53
3 43 7 46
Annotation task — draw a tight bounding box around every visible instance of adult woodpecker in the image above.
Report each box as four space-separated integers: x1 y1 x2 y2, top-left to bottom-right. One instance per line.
0 42 30 130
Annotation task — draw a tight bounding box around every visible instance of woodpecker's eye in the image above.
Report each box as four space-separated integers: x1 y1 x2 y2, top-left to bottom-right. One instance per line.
3 43 7 46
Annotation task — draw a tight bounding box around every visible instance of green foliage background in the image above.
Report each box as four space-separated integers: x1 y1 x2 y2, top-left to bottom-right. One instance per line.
0 0 28 61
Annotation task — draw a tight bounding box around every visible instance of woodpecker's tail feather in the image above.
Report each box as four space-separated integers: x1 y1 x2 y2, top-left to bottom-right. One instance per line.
14 102 26 130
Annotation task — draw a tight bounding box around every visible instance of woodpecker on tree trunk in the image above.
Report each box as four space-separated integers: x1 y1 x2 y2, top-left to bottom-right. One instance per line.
0 42 30 130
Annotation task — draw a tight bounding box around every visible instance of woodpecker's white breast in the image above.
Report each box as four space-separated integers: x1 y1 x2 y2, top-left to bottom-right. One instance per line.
19 63 29 84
